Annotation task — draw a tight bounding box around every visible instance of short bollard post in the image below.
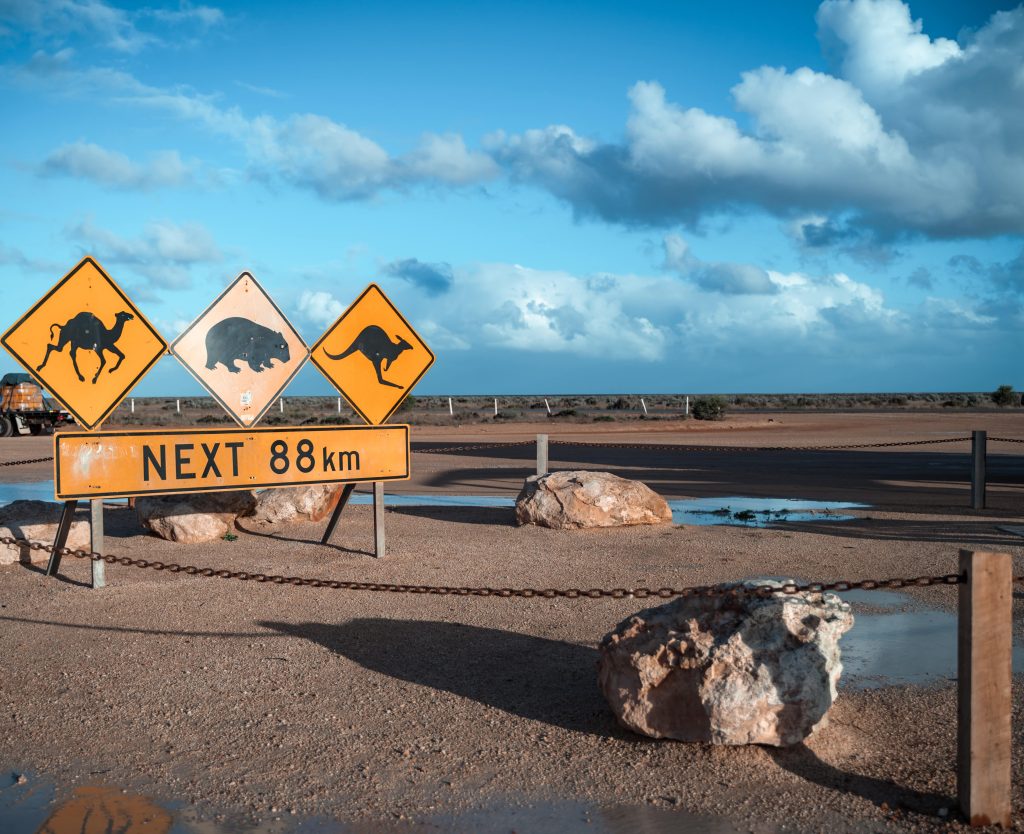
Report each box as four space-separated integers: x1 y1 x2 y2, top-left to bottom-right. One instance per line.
373 482 385 558
958 550 1012 827
971 431 987 510
536 434 548 476
90 498 105 589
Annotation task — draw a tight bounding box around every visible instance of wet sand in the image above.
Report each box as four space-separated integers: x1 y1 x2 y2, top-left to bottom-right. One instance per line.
0 413 1021 832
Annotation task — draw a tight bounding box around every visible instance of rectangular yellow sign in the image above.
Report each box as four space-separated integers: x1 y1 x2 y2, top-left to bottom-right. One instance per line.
55 424 410 500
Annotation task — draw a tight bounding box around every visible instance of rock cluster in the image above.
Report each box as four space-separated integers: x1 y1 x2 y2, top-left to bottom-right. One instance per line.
247 484 343 525
598 581 854 746
515 470 672 529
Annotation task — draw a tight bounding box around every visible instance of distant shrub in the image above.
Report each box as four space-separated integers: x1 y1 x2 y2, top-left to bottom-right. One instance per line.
691 396 726 421
592 415 615 422
991 385 1018 406
320 415 349 425
196 414 227 424
608 397 630 410
550 409 577 418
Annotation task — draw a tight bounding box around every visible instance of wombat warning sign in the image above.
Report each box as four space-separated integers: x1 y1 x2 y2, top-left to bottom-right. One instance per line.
171 272 309 427
310 283 434 425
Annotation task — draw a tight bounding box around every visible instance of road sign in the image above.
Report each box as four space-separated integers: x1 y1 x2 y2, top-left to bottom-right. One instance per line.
171 272 308 427
1 257 167 431
310 284 434 425
55 424 410 500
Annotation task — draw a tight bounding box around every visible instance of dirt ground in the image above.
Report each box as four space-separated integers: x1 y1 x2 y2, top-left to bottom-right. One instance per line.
0 412 1022 832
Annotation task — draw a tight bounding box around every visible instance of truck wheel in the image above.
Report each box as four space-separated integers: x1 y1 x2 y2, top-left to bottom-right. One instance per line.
29 423 47 436
0 416 13 438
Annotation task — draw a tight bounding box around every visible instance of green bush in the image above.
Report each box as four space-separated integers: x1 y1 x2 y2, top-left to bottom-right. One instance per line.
691 396 726 421
991 385 1018 406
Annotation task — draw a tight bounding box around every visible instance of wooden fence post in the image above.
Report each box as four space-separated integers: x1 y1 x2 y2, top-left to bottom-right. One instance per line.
536 434 548 476
971 431 987 510
958 549 1012 827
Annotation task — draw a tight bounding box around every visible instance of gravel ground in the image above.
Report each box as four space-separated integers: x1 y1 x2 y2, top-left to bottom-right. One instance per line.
0 413 1021 832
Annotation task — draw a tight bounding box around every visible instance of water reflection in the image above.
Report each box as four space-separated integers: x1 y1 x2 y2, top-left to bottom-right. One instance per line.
36 786 172 834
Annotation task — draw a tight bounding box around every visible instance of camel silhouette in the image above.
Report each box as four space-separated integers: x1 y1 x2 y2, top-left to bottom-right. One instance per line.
37 311 135 384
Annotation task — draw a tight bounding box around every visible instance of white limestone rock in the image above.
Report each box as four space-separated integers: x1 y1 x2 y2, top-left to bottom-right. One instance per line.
0 500 90 566
135 491 256 544
598 581 854 746
515 470 672 529
248 484 343 525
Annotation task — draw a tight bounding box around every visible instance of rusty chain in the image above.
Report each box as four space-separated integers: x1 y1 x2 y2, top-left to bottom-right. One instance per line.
3 534 986 596
0 456 54 466
414 436 992 455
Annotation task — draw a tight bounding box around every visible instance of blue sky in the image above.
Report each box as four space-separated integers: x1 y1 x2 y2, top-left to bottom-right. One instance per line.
0 0 1021 395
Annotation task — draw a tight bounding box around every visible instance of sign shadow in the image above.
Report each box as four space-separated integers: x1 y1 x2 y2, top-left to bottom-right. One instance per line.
259 618 627 738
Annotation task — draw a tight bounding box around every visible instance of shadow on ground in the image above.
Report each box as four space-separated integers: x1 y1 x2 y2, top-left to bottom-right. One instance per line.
259 618 623 737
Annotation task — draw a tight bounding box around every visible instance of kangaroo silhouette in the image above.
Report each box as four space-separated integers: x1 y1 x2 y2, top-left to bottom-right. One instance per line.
37 311 135 384
324 325 411 389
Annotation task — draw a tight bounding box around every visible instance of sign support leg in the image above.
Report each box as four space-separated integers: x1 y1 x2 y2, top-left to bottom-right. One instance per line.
45 500 79 577
320 483 356 545
373 481 385 558
90 499 105 589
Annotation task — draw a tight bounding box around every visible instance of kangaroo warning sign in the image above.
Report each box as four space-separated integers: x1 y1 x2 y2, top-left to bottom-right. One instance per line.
54 424 410 500
310 284 434 425
1 257 167 430
171 272 309 427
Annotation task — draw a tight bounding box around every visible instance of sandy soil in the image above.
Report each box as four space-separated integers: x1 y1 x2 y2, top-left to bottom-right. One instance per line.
0 413 1022 832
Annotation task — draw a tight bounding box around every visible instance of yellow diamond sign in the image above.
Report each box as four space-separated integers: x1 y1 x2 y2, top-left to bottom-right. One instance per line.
310 284 434 425
1 257 167 430
171 272 309 427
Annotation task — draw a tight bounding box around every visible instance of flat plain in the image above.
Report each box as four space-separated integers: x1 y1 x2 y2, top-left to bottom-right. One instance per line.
0 411 1021 832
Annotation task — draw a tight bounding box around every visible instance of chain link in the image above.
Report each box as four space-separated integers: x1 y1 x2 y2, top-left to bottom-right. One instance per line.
0 456 54 466
2 534 978 597
990 436 1024 444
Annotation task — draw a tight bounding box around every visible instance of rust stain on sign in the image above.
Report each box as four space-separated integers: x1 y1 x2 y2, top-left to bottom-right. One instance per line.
55 424 409 500
310 283 434 426
1 257 167 430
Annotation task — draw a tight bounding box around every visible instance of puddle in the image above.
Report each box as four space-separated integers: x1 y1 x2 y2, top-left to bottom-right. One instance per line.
0 484 864 528
839 588 1024 690
667 496 865 527
0 775 767 833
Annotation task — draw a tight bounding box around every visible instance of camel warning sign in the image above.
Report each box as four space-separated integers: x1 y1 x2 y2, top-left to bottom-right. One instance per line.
1 257 167 430
54 424 409 499
310 284 434 425
171 272 309 427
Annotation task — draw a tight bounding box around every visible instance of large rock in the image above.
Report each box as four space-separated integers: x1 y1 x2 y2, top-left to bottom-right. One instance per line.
516 470 672 529
136 491 256 544
0 500 90 566
247 484 343 525
598 581 854 746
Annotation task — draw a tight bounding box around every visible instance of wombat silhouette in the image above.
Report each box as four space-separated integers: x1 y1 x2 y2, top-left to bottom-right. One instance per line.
324 325 411 389
37 310 134 384
205 317 290 374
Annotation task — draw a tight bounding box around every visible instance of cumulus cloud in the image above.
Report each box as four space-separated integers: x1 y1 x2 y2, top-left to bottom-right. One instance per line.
295 290 345 329
949 248 1024 296
0 0 224 53
662 234 777 295
68 217 222 289
494 1 1024 240
39 141 194 189
381 258 453 296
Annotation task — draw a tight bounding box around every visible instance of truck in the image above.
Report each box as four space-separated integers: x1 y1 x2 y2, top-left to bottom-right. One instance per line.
0 373 75 436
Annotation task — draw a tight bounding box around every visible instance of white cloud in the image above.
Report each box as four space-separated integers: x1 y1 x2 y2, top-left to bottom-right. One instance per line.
39 141 194 189
68 218 222 290
494 1 1024 239
663 234 778 295
0 0 225 53
295 290 345 329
